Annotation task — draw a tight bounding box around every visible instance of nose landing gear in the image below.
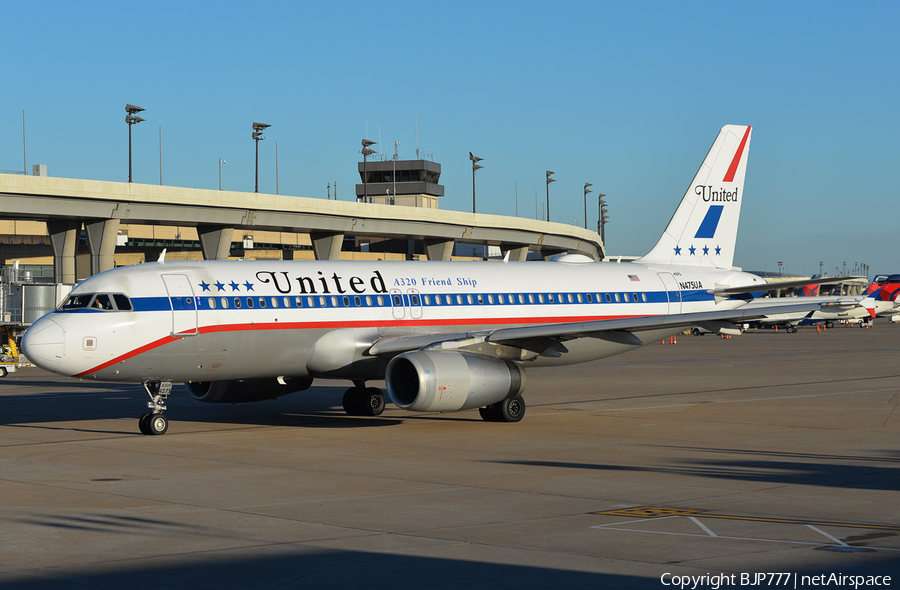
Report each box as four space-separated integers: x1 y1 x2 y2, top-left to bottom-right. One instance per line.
140 381 172 435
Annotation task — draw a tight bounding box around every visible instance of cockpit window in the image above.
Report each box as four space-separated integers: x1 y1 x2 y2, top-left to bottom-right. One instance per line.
92 294 113 310
60 293 133 311
61 294 95 309
113 294 133 311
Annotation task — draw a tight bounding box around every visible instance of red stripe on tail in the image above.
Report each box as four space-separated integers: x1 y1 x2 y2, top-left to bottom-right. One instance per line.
723 126 751 182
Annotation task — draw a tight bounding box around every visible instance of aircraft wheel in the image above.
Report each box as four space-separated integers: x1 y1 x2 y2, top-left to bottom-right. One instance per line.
147 414 168 436
786 326 797 334
498 395 526 423
825 321 834 329
139 412 153 435
0 367 7 378
342 388 362 416
361 387 386 416
479 405 501 422
691 328 701 336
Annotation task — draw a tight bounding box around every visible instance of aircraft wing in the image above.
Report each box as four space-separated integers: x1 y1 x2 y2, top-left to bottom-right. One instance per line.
708 275 862 298
365 301 826 357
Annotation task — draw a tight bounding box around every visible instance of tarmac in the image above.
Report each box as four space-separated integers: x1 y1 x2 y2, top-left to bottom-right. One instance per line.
0 322 898 589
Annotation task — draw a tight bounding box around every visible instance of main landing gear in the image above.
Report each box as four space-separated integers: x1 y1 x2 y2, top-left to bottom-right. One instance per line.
139 381 172 435
342 382 386 417
479 395 526 423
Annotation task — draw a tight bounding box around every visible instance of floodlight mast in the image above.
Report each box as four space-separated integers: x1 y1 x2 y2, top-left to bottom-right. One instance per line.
125 104 146 183
252 122 271 193
545 171 556 222
361 139 376 203
469 152 484 213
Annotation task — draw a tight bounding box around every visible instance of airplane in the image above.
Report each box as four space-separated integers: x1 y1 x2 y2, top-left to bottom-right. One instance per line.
739 276 900 332
21 124 828 435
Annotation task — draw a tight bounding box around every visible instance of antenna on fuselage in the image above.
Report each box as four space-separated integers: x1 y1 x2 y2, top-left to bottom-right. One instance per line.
158 249 167 263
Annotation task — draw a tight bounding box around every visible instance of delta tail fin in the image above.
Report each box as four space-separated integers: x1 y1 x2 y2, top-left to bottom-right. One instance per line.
638 125 752 270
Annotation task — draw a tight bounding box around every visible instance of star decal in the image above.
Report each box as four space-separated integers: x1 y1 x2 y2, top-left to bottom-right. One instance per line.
688 245 696 255
229 281 241 291
715 246 722 255
244 281 255 291
674 245 682 255
199 281 210 292
215 281 225 291
702 246 709 255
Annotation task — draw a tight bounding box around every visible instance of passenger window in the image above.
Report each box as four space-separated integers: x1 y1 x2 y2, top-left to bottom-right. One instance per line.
319 297 327 307
518 294 525 304
528 294 535 303
538 294 545 303
354 296 361 306
410 294 420 306
246 298 254 308
209 298 217 309
295 297 303 308
366 296 373 306
392 295 403 306
605 293 611 303
377 295 384 306
642 293 648 302
221 298 229 309
234 298 241 308
548 294 554 303
586 293 593 303
467 294 474 304
423 295 431 305
488 294 495 304
283 297 291 307
624 293 630 302
332 296 339 307
259 298 266 308
456 295 463 305
271 297 278 308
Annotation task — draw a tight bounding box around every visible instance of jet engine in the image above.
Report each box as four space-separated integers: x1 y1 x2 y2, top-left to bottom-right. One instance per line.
386 351 526 412
186 376 313 404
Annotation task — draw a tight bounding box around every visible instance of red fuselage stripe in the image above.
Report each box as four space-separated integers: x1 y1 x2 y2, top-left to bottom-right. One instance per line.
73 312 645 377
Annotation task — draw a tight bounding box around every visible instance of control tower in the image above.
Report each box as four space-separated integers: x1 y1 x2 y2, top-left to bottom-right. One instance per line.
355 159 443 208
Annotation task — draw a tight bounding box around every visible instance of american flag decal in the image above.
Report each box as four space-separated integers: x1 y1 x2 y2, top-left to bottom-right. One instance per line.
628 275 640 281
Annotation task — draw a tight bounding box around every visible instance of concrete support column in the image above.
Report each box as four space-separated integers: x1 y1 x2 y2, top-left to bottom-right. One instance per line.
198 226 234 260
423 239 454 261
85 219 120 275
500 245 529 262
47 220 80 284
310 232 344 261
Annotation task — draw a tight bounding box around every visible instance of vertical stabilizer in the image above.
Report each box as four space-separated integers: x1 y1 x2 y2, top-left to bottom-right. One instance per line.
638 125 751 269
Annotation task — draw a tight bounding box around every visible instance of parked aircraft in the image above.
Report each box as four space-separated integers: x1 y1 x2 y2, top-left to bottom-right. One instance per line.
740 276 900 332
22 125 826 435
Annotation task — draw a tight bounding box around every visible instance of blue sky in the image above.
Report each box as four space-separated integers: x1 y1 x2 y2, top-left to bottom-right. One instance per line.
2 1 897 276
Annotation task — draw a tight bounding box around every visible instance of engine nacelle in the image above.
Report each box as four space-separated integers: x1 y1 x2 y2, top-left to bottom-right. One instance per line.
386 351 526 412
186 376 313 404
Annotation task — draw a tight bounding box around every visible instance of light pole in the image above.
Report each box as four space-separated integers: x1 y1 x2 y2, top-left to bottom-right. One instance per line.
583 183 592 229
469 152 484 213
252 122 270 193
361 139 376 203
219 159 226 190
778 261 784 275
125 104 145 183
545 171 555 221
598 194 608 250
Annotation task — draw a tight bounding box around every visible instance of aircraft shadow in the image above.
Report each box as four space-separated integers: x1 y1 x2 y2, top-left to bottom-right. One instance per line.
2 545 897 590
491 455 900 492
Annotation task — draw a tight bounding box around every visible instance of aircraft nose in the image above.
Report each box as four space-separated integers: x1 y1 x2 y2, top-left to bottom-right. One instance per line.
21 317 65 372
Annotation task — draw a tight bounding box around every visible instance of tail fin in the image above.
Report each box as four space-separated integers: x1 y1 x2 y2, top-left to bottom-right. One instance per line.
873 274 900 303
638 125 752 269
800 275 822 297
